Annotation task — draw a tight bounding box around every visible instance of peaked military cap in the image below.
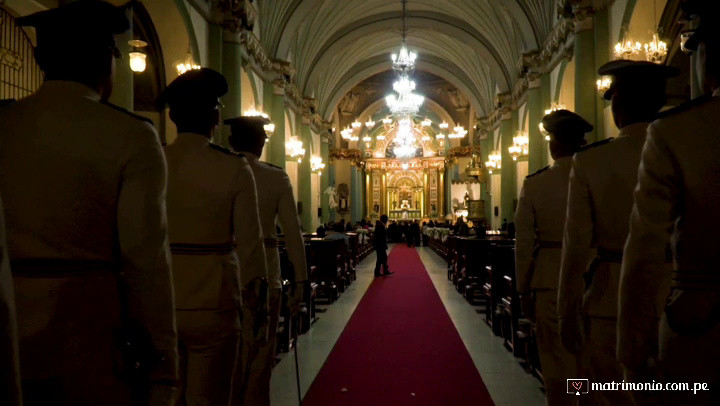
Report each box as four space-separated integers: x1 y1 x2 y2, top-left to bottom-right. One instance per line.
542 110 593 137
681 0 720 51
16 0 131 51
598 60 680 101
224 116 271 135
158 68 228 110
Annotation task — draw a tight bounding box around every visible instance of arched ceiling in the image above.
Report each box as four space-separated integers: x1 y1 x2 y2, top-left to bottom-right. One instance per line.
256 0 561 120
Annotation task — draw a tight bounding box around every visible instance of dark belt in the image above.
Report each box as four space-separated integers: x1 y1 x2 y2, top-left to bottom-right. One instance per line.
11 259 119 278
532 240 562 259
264 238 280 248
596 247 673 264
170 241 236 255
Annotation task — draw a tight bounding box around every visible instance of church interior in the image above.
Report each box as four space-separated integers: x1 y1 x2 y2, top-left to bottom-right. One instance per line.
1 0 713 405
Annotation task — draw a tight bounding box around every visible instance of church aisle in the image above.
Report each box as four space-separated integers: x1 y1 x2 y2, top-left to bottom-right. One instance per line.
417 248 545 406
300 244 494 405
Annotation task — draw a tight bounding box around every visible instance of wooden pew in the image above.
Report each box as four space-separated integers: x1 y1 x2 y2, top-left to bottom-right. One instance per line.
307 239 342 303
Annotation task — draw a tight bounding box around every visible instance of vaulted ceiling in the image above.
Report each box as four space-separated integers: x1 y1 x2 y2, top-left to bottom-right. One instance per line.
256 0 562 120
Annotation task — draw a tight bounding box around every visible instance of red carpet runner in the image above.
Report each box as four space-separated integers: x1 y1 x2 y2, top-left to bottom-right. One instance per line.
302 245 495 406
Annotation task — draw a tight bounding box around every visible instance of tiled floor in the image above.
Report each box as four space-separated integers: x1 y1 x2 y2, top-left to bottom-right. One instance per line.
270 246 545 406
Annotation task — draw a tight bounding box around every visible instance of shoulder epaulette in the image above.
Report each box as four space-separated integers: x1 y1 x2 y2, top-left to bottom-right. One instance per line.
577 137 613 153
657 95 713 119
208 143 237 156
0 99 16 109
100 101 154 125
262 161 283 170
526 166 550 179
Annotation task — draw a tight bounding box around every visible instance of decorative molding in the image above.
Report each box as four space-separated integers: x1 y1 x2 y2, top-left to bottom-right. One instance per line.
477 15 576 132
446 146 482 161
329 148 361 161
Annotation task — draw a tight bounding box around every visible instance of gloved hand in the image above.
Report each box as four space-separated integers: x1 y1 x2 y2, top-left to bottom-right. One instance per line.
148 383 177 406
287 282 304 317
242 278 269 345
559 316 584 355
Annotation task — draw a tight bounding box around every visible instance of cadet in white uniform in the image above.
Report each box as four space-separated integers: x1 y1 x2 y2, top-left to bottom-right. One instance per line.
227 117 308 406
558 60 678 406
515 110 590 406
620 2 720 404
161 69 268 406
0 2 178 404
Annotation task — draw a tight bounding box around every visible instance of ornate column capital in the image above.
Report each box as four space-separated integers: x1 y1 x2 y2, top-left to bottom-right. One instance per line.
211 0 257 33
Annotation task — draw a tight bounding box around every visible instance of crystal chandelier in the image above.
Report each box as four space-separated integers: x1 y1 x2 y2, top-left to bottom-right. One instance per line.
597 76 612 93
310 156 326 175
243 108 274 135
286 137 305 162
644 33 667 63
614 37 643 60
176 47 201 76
541 103 566 141
614 2 667 64
386 0 424 117
448 125 467 139
508 131 529 160
485 152 502 174
386 77 424 116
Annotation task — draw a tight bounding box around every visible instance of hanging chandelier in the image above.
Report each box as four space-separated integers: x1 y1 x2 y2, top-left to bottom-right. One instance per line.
597 76 613 93
485 152 502 174
508 131 529 160
386 77 424 116
386 0 424 118
286 137 305 162
614 2 667 64
311 156 326 175
541 103 566 140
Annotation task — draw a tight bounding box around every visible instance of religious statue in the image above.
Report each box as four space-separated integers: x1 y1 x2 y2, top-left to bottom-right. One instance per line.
400 199 411 210
463 191 470 208
324 186 338 209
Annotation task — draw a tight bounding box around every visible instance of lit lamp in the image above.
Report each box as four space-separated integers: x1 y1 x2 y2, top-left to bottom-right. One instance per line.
597 76 613 94
382 117 393 125
311 156 326 176
376 134 386 140
365 119 376 128
128 39 148 73
421 118 432 127
286 137 305 163
351 120 362 129
263 123 275 136
176 50 201 76
439 122 449 130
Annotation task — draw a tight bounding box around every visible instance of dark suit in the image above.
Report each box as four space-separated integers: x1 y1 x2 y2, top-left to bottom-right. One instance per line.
374 221 389 276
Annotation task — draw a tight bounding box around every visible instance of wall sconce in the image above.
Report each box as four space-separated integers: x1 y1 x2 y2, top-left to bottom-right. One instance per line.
128 39 148 73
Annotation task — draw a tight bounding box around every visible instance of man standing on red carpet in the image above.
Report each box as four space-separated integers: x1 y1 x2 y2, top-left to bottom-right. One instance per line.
374 215 393 277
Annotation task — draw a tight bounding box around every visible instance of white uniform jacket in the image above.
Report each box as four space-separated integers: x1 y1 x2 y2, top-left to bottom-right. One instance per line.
620 93 720 368
164 134 267 310
515 157 573 294
0 80 178 382
558 122 653 321
244 153 307 289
